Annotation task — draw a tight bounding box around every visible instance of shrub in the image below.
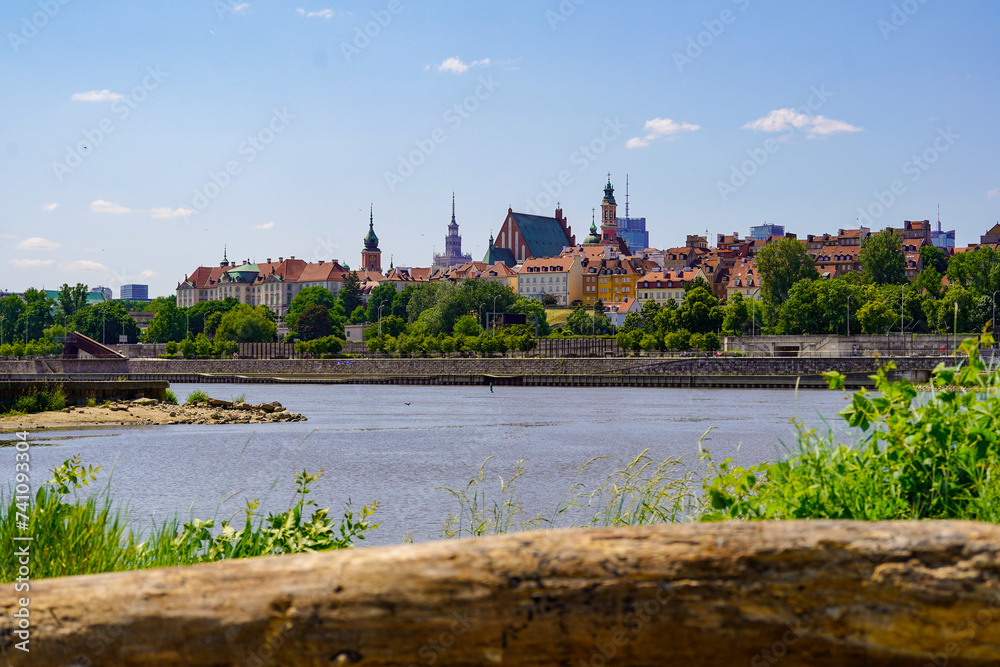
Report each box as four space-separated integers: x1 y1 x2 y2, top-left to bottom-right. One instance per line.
164 389 178 405
185 389 210 405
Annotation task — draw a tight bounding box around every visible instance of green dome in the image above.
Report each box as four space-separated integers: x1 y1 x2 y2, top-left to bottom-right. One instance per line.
584 221 601 244
364 219 379 250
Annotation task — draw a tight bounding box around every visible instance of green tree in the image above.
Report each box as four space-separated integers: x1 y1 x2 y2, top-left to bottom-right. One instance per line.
453 314 481 337
338 272 364 316
755 237 819 306
566 306 593 335
914 267 944 299
721 292 749 336
511 296 551 336
57 283 89 323
639 299 661 334
186 298 241 336
860 230 907 285
366 283 398 324
0 296 27 344
215 305 277 343
73 302 140 344
287 286 337 331
144 301 187 343
620 311 642 333
946 247 1000 297
919 245 948 274
679 287 722 334
297 304 333 341
857 300 895 334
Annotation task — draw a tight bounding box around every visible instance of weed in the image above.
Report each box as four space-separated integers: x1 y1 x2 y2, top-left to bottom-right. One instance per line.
185 389 210 405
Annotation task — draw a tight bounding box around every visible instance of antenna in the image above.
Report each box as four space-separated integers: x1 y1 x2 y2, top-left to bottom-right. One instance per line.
625 174 630 220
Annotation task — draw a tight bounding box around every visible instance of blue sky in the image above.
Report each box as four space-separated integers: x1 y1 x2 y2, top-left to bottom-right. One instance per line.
1 0 998 297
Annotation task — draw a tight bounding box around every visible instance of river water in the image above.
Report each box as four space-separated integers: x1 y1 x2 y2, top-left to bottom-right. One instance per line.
3 385 854 546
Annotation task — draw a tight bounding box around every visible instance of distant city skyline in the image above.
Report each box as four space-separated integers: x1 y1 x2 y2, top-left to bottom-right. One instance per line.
2 1 998 297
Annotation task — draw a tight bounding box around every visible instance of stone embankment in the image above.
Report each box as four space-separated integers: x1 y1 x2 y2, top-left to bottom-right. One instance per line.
0 397 305 431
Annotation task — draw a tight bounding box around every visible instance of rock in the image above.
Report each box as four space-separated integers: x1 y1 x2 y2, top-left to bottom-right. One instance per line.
133 398 157 406
208 398 233 409
258 403 276 414
169 412 177 418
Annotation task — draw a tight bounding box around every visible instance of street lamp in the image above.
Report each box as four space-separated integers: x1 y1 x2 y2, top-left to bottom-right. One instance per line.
954 301 959 356
992 290 1000 347
378 303 385 337
900 284 905 335
750 288 761 338
492 295 500 337
846 294 851 337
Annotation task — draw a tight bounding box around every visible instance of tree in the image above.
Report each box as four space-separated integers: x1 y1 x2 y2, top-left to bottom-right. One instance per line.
186 298 240 336
215 305 277 342
0 295 26 344
297 304 334 341
914 267 944 299
57 283 89 322
73 302 141 344
857 300 896 334
684 276 713 295
285 286 337 331
860 230 907 285
920 245 948 275
620 312 642 334
339 272 364 316
366 283 398 324
755 237 820 305
20 292 56 342
947 247 1000 298
511 296 551 336
679 287 722 334
566 306 593 335
453 314 481 337
144 301 187 343
721 292 749 336
540 294 558 307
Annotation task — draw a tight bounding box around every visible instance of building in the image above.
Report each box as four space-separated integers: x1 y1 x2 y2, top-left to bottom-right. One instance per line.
980 223 1000 246
90 286 112 302
432 194 473 269
120 284 149 301
635 268 709 306
599 177 619 244
605 297 640 329
516 255 582 307
484 205 575 266
361 207 382 272
749 223 785 240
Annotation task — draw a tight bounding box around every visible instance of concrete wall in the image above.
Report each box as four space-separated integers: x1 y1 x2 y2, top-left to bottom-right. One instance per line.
726 334 975 358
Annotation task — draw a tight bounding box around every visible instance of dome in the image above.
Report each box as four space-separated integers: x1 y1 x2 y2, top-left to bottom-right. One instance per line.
364 220 379 250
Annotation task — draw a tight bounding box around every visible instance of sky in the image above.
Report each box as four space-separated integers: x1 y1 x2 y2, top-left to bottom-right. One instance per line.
1 0 998 298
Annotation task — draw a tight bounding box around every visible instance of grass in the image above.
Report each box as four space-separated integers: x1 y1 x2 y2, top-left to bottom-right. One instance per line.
164 389 178 405
185 389 210 405
0 455 379 583
1 385 66 416
232 392 247 404
544 308 574 327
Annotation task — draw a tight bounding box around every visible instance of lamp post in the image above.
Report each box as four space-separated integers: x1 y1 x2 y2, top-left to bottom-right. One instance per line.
846 294 851 337
900 284 905 335
750 288 761 338
377 303 385 337
492 295 500 337
992 290 999 347
954 301 959 356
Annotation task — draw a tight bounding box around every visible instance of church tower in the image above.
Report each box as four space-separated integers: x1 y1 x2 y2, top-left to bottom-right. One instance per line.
444 193 463 259
600 175 618 244
362 205 382 272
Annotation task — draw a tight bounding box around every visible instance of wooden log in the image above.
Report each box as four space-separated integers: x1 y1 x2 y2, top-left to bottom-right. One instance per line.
4 520 1000 666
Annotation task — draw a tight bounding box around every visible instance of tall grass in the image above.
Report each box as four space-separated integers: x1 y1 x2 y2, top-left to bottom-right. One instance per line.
439 450 700 539
1 384 67 416
0 455 379 583
185 389 210 405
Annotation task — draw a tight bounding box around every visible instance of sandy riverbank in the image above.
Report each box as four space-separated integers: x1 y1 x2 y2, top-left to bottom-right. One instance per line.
0 398 306 431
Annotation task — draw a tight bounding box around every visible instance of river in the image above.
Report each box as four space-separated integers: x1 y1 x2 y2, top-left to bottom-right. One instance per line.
3 384 855 546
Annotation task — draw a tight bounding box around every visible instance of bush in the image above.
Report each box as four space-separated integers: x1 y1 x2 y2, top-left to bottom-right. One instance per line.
185 389 209 405
3 385 66 414
164 341 178 355
295 335 344 358
702 339 1000 522
164 389 177 405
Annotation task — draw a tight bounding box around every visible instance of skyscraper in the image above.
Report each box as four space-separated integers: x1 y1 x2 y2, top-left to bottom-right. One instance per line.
433 194 473 268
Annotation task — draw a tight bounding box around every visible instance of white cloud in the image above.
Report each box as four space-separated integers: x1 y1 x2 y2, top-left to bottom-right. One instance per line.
436 57 491 74
742 108 863 138
9 258 54 269
61 260 109 272
296 7 335 18
149 207 192 219
91 200 133 215
232 2 249 13
16 237 60 251
251 221 275 230
988 188 999 200
139 270 157 278
71 90 123 103
626 118 700 149
41 202 59 212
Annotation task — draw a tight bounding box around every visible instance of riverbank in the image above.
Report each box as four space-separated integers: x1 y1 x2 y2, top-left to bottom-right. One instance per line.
0 397 305 431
